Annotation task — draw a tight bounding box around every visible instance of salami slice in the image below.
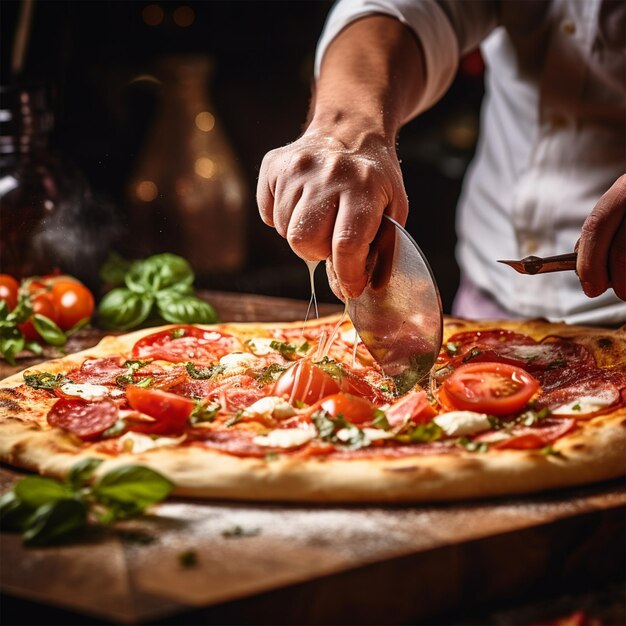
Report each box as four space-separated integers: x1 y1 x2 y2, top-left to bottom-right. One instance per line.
132 326 239 363
69 357 126 385
47 398 118 440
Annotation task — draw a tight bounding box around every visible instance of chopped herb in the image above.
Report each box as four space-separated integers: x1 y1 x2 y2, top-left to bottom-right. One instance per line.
315 357 344 379
170 328 186 339
540 445 565 458
190 401 220 424
185 361 216 380
221 525 261 538
225 410 244 427
372 409 390 431
298 341 311 353
311 410 370 450
123 360 150 371
378 383 391 393
134 377 154 389
518 407 550 427
178 549 198 567
462 348 482 363
445 341 460 356
23 372 72 391
398 422 443 444
101 419 127 438
270 340 296 355
116 360 152 387
256 363 288 385
458 436 489 453
571 403 582 412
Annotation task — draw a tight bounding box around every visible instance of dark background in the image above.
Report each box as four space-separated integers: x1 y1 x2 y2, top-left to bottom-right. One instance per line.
1 0 484 312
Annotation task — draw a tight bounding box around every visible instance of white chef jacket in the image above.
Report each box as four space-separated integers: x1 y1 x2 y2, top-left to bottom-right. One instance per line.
315 0 626 325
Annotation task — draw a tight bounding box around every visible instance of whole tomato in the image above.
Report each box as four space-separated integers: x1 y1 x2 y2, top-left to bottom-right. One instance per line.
18 291 60 340
0 274 19 311
50 279 95 330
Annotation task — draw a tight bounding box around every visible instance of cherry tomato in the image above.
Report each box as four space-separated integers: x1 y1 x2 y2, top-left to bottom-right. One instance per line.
0 274 19 310
50 279 95 330
18 292 60 340
319 393 377 424
442 362 540 416
273 359 339 405
125 386 195 435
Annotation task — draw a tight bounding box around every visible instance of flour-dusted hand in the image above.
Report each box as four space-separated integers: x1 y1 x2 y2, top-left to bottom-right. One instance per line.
577 174 626 301
257 128 407 299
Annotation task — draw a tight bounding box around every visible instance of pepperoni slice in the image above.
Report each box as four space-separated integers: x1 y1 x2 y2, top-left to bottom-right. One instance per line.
47 398 118 440
69 357 126 385
132 326 239 363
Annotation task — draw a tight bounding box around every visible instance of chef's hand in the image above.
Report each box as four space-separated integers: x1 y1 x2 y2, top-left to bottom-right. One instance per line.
257 128 407 300
577 173 626 301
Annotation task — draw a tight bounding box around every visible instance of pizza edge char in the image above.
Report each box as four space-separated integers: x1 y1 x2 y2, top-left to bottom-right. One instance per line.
0 315 625 503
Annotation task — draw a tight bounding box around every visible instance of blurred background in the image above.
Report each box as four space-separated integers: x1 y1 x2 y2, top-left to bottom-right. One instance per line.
0 0 485 312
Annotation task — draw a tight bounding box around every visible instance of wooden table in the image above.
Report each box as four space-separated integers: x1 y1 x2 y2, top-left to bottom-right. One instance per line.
1 291 624 625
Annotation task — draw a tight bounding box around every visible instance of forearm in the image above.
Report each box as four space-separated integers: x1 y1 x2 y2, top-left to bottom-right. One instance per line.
309 15 426 146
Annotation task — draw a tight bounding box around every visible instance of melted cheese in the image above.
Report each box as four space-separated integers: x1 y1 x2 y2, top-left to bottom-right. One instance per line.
60 383 114 401
218 352 260 374
551 390 616 416
253 424 317 448
118 432 186 454
433 411 492 437
242 396 295 420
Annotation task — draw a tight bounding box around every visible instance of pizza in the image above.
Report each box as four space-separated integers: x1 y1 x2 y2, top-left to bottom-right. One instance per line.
0 315 624 503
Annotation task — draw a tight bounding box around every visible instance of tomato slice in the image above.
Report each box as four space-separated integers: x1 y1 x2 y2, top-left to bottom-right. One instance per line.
319 393 377 424
125 386 195 434
273 359 339 405
442 362 539 416
131 326 239 363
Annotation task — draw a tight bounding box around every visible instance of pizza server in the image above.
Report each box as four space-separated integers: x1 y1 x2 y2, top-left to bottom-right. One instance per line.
347 215 443 395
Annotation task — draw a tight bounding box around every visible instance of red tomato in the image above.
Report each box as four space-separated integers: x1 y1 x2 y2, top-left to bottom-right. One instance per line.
132 327 239 363
125 386 195 434
0 274 19 310
273 359 339 405
442 362 539 416
319 393 377 424
50 279 95 330
18 292 60 340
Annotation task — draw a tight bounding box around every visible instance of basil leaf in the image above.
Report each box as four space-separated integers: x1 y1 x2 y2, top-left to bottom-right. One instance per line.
190 401 220 424
7 296 33 324
67 458 103 490
65 317 90 336
24 340 43 356
97 288 153 330
185 362 216 379
126 254 194 294
0 491 34 531
256 363 287 385
93 465 173 509
32 315 67 347
0 300 8 320
23 499 88 546
23 372 72 390
14 476 73 508
100 251 132 286
156 292 218 324
0 327 25 365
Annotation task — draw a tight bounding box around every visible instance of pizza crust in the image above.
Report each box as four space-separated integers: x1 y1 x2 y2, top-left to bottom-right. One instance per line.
1 316 625 503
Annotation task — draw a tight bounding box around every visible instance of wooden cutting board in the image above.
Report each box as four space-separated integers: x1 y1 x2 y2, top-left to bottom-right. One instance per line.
1 291 624 625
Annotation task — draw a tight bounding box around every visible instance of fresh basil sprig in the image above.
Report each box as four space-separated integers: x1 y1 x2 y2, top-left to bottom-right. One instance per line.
311 410 369 450
0 459 174 546
98 253 218 330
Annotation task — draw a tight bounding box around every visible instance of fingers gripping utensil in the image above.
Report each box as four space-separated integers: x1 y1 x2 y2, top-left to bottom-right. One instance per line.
497 252 578 275
347 215 443 395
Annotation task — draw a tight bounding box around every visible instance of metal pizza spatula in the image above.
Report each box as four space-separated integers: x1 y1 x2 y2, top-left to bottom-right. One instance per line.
347 215 443 395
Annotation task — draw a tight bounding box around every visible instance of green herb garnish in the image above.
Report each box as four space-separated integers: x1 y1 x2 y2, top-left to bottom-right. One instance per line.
23 372 72 391
225 410 244 427
396 422 443 444
221 525 261 538
97 252 218 330
185 361 216 380
445 341 460 356
462 348 482 363
458 436 489 453
0 460 173 546
256 363 288 385
190 401 221 424
540 445 565 458
311 410 369 450
170 328 186 339
372 409 390 431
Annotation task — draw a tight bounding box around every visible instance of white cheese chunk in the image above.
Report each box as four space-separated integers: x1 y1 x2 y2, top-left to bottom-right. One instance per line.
253 425 317 448
59 383 110 401
246 338 277 356
361 427 394 441
118 432 186 454
551 391 615 416
242 396 296 420
433 411 492 437
218 352 260 374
